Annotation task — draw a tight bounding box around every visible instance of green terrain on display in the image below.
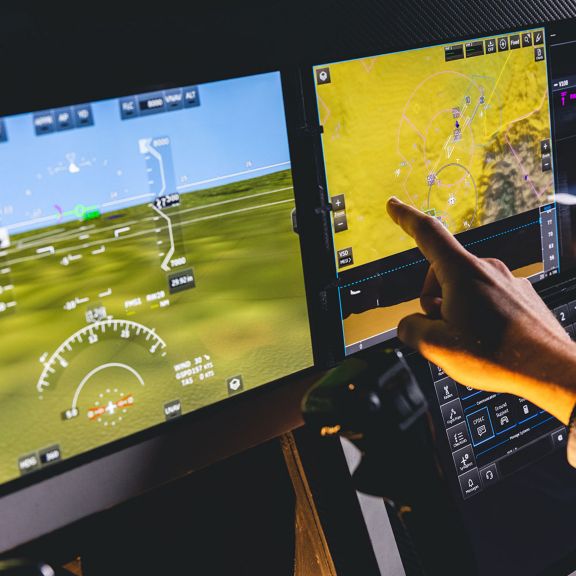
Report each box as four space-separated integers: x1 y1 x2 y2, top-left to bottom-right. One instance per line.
0 169 312 485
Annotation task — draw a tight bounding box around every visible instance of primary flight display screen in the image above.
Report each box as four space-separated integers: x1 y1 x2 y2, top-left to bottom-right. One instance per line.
313 28 558 355
0 72 313 485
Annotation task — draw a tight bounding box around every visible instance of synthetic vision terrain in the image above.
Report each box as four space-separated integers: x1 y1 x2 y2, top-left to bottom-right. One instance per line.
0 169 312 484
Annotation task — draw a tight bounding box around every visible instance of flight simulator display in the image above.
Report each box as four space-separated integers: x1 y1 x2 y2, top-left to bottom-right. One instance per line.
313 28 557 355
0 72 313 485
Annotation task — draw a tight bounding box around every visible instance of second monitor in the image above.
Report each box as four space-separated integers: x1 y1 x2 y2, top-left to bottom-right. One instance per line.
312 27 557 354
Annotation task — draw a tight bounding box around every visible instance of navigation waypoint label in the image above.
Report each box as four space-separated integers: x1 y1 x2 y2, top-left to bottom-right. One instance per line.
316 68 331 85
227 375 244 395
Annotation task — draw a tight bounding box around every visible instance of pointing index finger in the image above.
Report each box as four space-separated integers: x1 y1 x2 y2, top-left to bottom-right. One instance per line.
386 197 472 281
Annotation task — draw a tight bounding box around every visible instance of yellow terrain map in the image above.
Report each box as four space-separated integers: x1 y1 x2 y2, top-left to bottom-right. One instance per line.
316 30 554 269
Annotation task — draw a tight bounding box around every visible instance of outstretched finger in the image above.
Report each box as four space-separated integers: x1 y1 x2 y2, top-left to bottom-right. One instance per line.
387 197 473 283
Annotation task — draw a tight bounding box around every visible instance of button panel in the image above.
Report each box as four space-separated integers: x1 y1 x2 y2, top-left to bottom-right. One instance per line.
440 398 464 428
467 407 495 446
430 294 576 501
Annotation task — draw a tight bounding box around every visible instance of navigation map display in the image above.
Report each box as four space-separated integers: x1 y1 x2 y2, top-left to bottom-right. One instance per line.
0 72 313 485
313 28 558 354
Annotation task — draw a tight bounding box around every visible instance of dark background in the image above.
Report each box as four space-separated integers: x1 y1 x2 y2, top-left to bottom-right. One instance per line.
2 1 576 114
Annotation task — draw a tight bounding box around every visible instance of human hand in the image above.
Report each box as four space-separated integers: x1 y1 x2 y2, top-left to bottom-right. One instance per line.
386 196 576 424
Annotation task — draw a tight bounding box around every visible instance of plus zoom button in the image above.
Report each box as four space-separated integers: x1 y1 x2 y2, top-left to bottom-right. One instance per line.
466 407 495 446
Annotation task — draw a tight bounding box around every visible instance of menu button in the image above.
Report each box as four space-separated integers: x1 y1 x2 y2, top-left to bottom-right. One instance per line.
441 399 464 428
18 453 40 475
120 97 139 119
480 463 499 487
34 112 55 135
458 468 482 499
183 86 201 107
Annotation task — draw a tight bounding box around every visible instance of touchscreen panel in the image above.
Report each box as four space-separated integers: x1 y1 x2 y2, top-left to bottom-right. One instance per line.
0 72 313 485
313 28 557 355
